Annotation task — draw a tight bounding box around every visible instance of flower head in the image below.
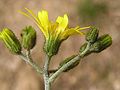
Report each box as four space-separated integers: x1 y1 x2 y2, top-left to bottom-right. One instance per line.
19 8 90 56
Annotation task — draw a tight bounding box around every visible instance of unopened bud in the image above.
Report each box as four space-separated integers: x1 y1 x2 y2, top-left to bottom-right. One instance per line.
86 27 99 43
59 55 79 72
0 28 21 54
21 26 36 50
91 34 112 53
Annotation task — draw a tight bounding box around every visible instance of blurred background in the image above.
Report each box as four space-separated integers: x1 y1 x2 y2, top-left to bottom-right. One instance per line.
0 0 119 90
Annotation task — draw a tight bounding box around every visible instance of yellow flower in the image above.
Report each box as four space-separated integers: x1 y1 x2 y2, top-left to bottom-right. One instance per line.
19 8 90 57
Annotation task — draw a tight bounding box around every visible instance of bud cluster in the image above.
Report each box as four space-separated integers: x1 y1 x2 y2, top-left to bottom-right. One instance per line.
57 26 112 72
80 26 112 55
0 26 36 54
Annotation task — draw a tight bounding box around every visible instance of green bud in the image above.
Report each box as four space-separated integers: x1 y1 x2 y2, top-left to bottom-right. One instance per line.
0 28 21 54
86 27 99 43
21 26 36 50
59 55 79 72
91 34 112 53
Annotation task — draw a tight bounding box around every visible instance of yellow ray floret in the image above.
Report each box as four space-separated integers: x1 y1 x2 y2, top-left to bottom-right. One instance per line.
38 10 49 30
56 14 68 32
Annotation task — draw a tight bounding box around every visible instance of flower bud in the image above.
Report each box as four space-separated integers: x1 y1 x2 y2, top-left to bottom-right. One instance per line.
21 26 36 50
59 55 79 72
86 26 99 43
91 34 112 53
0 28 21 54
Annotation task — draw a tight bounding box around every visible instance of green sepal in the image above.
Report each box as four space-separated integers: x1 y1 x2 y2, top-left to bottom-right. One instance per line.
86 26 99 43
90 34 112 53
0 28 21 54
59 55 79 72
44 36 62 57
21 26 36 50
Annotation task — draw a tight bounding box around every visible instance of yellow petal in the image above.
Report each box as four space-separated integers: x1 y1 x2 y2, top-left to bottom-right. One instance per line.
37 10 50 38
56 14 68 32
56 16 63 24
19 8 42 31
0 32 1 38
38 10 49 30
48 22 58 34
78 26 91 31
60 26 90 40
60 28 81 40
24 8 40 25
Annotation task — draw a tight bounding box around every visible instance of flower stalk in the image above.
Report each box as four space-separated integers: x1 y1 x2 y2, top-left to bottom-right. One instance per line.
43 55 51 90
49 42 91 83
19 51 43 74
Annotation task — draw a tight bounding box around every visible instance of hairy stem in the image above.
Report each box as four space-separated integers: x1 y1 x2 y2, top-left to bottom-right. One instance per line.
43 55 51 90
19 51 43 74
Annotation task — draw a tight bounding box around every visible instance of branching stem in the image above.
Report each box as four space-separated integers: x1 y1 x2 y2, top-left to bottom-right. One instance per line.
19 51 43 74
19 42 91 90
49 42 91 83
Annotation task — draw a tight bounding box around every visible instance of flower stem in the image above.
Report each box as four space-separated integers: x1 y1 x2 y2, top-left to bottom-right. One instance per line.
49 42 91 83
19 51 43 74
43 55 51 90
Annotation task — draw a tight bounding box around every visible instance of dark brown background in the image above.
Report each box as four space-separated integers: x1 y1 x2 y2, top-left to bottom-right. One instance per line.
0 0 119 90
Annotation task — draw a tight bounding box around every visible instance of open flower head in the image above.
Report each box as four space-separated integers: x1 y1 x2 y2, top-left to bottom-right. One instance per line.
19 8 90 57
